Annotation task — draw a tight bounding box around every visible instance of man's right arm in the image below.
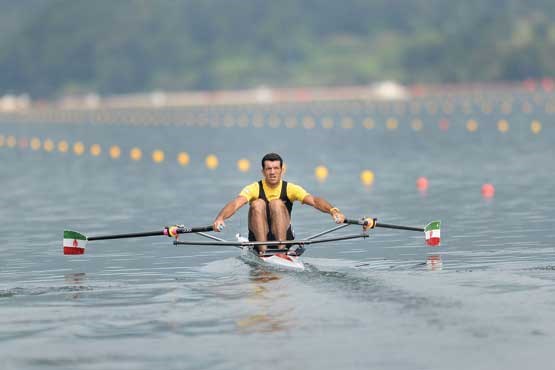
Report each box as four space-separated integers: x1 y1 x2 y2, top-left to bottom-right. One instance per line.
212 195 249 232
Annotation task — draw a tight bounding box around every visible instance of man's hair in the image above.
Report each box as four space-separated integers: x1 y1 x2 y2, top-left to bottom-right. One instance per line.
261 153 283 168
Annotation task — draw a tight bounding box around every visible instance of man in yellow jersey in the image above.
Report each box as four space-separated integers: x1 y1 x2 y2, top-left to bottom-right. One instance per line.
212 153 346 255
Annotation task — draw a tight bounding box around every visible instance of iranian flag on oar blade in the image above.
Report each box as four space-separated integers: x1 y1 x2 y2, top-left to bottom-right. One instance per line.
425 221 441 247
63 230 87 255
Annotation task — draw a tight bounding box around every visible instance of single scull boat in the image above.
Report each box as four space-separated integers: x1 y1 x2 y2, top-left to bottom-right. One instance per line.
63 219 441 271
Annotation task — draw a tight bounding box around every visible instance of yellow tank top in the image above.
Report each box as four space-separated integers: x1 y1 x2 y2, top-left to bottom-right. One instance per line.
239 180 309 203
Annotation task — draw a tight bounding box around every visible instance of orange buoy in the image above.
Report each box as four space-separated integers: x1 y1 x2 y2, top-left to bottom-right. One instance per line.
416 176 429 192
481 183 495 198
439 119 449 131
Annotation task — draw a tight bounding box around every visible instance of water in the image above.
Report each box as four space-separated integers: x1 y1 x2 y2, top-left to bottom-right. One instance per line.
1 92 555 369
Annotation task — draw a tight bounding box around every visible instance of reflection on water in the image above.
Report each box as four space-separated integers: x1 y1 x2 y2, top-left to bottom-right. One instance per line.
64 272 87 300
236 313 289 334
64 272 86 285
352 253 443 272
426 255 443 271
236 269 291 333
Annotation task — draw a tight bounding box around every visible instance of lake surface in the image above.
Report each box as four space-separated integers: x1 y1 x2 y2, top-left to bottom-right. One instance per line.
1 90 554 369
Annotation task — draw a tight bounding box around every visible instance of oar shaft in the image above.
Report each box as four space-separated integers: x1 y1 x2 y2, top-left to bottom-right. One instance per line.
344 218 424 232
375 223 424 232
89 231 164 241
88 225 214 241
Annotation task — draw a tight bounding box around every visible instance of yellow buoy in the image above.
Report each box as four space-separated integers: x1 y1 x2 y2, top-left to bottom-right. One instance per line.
322 117 334 129
109 145 121 159
285 117 297 128
58 140 69 153
466 119 478 132
360 170 375 186
341 117 354 129
462 101 473 114
223 114 235 128
363 118 375 129
30 137 41 151
73 141 85 156
497 119 509 133
410 103 421 115
531 120 542 134
177 152 190 166
205 154 219 170
481 102 492 114
43 139 54 152
0 134 4 147
501 101 512 115
303 116 316 129
237 158 251 172
442 102 454 114
152 149 165 163
130 147 142 161
386 118 398 130
411 119 423 131
90 144 102 156
314 165 329 182
268 115 281 128
238 114 249 128
6 135 17 148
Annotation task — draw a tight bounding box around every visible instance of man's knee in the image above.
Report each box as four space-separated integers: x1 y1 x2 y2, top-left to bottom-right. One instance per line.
250 199 266 215
268 199 286 213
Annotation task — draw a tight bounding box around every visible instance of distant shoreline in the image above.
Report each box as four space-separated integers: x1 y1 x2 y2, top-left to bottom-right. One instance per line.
0 79 554 115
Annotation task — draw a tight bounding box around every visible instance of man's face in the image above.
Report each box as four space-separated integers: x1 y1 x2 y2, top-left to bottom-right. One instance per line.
262 160 282 186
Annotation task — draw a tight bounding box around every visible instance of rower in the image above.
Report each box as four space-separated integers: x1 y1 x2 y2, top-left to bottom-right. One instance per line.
212 153 346 255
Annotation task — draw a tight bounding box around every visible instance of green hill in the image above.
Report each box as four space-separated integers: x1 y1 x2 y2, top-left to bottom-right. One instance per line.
1 0 555 98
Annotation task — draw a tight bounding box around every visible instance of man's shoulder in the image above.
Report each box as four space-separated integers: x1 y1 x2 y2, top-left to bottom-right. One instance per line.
285 181 309 197
285 180 302 189
239 181 260 200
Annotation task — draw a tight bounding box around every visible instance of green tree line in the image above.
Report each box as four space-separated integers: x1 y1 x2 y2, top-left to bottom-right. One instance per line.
1 0 555 98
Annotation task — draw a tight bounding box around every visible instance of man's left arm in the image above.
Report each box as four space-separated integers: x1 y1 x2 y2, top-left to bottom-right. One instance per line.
302 194 345 224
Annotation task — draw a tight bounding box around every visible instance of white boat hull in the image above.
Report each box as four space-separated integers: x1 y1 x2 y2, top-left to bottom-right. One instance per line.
240 246 305 271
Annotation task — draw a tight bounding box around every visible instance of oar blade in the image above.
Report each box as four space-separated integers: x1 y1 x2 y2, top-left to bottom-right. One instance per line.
424 221 441 247
63 230 87 255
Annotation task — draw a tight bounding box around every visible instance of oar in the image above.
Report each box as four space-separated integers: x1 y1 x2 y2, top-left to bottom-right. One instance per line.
63 225 214 255
344 218 441 246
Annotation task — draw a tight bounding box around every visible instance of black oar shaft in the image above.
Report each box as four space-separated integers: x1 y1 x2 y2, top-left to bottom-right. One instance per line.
344 218 424 232
88 225 214 241
89 231 164 241
376 223 424 232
